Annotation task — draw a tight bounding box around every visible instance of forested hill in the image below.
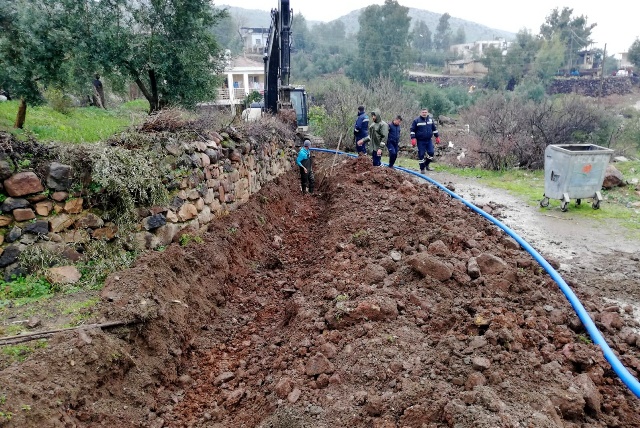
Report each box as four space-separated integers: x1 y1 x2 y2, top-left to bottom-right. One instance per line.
218 5 515 43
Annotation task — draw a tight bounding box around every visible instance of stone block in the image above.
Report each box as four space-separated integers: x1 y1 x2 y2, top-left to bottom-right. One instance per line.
46 162 72 191
51 191 68 202
74 213 104 229
3 172 44 197
46 266 81 284
49 214 75 233
63 198 83 214
35 201 53 216
1 197 30 212
13 208 35 221
24 220 49 235
0 215 12 227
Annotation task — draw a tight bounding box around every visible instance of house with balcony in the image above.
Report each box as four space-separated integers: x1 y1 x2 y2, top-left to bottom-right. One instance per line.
214 56 264 115
240 27 270 54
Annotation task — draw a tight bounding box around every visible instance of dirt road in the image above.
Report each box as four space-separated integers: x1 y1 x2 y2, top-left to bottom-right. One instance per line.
433 170 640 321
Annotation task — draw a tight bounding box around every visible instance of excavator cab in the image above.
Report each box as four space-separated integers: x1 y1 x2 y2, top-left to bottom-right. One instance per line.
287 86 308 132
263 0 309 134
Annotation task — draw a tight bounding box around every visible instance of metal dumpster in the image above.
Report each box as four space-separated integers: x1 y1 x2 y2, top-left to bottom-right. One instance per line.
540 144 614 212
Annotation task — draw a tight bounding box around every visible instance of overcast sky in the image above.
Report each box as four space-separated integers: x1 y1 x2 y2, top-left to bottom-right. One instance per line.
218 0 637 55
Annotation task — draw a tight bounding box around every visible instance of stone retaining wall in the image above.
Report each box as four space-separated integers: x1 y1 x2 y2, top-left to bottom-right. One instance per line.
408 75 639 97
0 130 295 282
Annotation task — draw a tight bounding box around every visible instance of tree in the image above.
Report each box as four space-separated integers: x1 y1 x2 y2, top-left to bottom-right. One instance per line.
530 35 566 83
0 0 74 128
411 20 432 52
211 11 243 55
90 0 226 112
628 39 640 68
291 13 312 52
348 0 411 85
481 30 541 91
539 7 596 70
434 13 453 51
0 0 228 121
453 27 466 45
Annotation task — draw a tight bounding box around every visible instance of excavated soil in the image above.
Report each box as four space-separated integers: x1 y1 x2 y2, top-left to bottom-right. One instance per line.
1 155 640 427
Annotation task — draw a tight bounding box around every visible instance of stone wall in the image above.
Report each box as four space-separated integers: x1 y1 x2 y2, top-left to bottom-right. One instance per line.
408 75 639 98
0 130 295 282
548 76 639 97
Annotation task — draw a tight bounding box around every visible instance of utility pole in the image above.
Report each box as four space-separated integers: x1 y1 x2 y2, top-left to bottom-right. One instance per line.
600 43 607 99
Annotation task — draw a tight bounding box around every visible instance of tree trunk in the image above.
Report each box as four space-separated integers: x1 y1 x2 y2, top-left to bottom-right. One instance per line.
133 70 162 114
148 69 160 113
14 98 27 129
134 76 156 114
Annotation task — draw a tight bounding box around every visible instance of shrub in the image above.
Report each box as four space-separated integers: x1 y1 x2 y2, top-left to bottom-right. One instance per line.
76 240 138 289
45 88 73 115
461 92 607 170
88 144 168 225
18 245 66 275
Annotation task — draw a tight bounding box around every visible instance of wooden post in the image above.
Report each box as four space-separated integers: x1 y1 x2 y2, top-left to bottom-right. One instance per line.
600 44 607 99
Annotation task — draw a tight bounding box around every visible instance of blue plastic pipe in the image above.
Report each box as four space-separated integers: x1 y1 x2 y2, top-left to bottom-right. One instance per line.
310 147 640 398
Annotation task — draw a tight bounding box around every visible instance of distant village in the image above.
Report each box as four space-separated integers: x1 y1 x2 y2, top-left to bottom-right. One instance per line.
214 26 635 114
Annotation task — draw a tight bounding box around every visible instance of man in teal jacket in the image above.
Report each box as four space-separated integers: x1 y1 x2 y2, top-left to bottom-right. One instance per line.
296 139 314 194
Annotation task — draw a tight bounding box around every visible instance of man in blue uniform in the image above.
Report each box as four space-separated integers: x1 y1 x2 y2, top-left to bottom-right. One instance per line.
410 108 440 173
387 115 402 168
354 105 369 156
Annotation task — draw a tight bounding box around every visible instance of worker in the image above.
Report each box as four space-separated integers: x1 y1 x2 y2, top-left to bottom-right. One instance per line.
357 108 388 167
387 115 402 168
354 105 369 156
296 139 314 194
410 107 440 173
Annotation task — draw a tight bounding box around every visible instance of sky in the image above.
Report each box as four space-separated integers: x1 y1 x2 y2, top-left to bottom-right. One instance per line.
218 0 638 55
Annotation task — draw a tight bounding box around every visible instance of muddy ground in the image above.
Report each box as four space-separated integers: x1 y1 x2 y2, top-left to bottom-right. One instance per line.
1 154 640 427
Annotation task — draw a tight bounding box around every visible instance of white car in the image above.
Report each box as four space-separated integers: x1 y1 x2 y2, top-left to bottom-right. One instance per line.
616 70 629 77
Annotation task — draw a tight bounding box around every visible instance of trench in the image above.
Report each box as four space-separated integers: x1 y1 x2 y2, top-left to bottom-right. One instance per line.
5 153 639 427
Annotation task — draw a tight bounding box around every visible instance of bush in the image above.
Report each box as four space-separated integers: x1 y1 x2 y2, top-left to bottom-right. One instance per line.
460 93 606 170
18 245 66 275
45 88 73 115
419 84 455 117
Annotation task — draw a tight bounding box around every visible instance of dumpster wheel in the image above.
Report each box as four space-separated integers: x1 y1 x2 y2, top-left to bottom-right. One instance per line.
592 199 601 210
576 199 581 206
540 196 549 208
561 201 569 212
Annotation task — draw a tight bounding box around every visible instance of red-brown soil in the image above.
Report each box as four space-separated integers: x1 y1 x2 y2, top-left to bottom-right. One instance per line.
1 155 640 427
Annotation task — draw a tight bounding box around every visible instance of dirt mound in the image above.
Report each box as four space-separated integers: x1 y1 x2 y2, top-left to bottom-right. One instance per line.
1 155 639 427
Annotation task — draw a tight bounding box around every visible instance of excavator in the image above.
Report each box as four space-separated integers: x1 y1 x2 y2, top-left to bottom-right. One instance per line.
263 0 309 134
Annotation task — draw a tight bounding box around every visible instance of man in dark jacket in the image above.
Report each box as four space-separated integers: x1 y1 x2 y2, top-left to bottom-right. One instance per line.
354 105 369 156
387 115 402 167
410 108 440 173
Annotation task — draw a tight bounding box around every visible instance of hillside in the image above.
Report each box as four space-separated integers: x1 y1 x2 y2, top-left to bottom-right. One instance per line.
219 4 515 43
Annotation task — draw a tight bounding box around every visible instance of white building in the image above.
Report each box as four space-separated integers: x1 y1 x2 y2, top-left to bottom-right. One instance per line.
215 56 264 114
450 38 512 60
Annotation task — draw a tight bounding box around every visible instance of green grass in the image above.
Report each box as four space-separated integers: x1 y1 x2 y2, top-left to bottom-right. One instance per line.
0 99 148 143
1 340 47 363
0 275 54 301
